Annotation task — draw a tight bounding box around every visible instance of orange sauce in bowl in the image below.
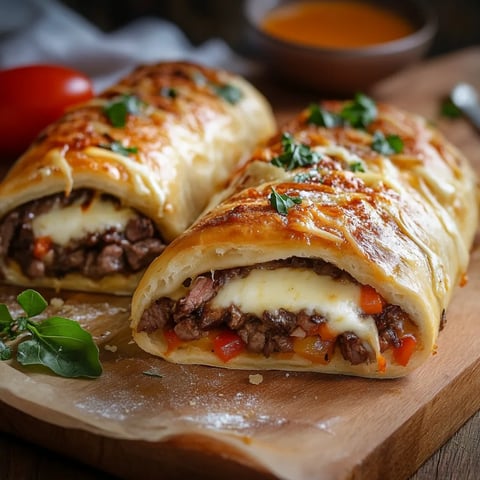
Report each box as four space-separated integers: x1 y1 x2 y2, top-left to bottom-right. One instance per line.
261 1 415 49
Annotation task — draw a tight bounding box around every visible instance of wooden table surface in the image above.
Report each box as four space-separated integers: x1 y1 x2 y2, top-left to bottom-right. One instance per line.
3 415 477 480
1 48 480 479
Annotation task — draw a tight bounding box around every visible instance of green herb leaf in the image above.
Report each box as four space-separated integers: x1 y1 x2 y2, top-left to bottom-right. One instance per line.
20 316 102 378
103 94 142 128
441 98 462 118
0 340 11 360
212 84 243 105
12 317 29 336
99 141 138 156
17 289 48 317
371 131 404 155
190 68 243 104
160 87 178 99
0 304 13 328
350 161 366 173
269 187 302 215
0 290 102 378
340 93 377 129
307 104 342 128
271 133 320 171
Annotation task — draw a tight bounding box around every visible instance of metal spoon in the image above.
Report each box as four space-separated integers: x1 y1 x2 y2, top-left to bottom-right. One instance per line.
450 82 480 132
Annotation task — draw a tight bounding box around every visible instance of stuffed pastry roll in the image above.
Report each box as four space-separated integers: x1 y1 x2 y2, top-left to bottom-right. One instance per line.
131 95 478 378
0 62 275 294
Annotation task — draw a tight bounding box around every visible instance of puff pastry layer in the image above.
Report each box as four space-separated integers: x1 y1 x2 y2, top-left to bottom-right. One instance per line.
0 62 275 294
131 98 478 378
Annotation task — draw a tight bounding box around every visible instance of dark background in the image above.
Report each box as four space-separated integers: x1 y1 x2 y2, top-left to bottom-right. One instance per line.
59 0 480 58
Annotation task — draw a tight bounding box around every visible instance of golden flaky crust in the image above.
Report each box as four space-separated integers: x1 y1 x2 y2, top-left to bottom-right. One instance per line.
131 100 479 378
0 62 276 294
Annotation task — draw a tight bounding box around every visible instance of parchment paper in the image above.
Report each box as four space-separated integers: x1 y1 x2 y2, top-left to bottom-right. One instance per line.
1 48 480 480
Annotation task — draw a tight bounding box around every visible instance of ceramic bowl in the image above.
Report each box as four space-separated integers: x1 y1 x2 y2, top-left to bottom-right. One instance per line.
244 0 437 94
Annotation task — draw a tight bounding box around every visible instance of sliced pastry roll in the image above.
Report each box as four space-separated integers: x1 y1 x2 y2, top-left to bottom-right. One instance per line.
0 62 275 294
131 95 478 377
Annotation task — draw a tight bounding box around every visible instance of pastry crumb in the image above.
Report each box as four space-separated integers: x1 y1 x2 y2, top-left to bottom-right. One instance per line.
50 297 64 308
104 344 118 352
249 374 263 385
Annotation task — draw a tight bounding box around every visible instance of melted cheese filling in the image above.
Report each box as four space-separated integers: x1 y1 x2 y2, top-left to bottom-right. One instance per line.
32 195 137 246
211 267 380 352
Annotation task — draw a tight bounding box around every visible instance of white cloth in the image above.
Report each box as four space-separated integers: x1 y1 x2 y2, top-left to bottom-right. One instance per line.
0 0 253 92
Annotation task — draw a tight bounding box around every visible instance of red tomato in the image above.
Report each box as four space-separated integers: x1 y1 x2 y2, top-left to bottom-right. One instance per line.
0 64 94 159
213 330 245 362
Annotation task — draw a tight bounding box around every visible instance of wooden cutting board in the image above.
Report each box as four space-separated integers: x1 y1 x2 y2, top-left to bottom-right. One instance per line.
1 47 479 480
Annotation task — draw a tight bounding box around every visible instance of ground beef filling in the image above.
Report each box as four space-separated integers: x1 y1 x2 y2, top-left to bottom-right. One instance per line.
0 189 166 280
137 258 416 365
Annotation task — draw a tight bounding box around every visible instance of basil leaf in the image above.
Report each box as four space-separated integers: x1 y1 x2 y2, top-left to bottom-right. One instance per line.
99 141 138 156
160 86 178 98
441 98 462 118
307 104 342 128
17 289 47 317
271 133 320 170
212 84 243 105
12 317 29 337
269 188 302 215
340 93 377 129
0 304 13 327
103 94 142 127
0 340 11 361
20 317 102 378
371 131 404 155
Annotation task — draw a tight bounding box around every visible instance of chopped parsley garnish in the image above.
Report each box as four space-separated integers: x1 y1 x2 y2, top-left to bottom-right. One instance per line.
271 133 320 171
160 87 178 99
441 98 462 118
307 103 342 128
190 70 243 104
269 187 302 215
212 84 243 105
371 131 404 155
99 141 138 156
0 289 102 378
339 93 377 129
103 94 142 128
350 161 366 173
306 94 377 130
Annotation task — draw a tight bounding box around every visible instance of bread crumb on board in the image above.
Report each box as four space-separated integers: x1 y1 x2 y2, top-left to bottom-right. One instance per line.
49 297 64 309
248 374 264 385
104 344 118 353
